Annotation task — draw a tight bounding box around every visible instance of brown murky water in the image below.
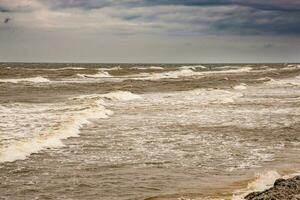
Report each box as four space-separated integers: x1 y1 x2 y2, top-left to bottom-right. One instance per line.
0 63 300 200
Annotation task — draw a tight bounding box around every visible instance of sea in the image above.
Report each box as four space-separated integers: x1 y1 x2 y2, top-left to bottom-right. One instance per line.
0 63 300 200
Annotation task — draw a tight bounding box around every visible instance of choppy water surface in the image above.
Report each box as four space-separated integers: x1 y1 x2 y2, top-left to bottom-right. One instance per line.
0 63 300 200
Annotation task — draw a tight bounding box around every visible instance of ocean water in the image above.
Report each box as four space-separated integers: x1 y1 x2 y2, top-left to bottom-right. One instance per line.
0 63 300 200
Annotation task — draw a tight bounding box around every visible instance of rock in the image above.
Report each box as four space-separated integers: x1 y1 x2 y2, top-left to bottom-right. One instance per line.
245 176 300 200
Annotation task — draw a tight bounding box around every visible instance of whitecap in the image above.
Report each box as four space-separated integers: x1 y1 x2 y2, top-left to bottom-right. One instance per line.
0 91 141 163
0 76 50 83
77 71 112 78
149 66 164 70
179 65 207 70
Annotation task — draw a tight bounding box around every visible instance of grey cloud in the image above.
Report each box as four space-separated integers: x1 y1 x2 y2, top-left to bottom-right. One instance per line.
141 0 300 12
45 0 300 12
1 0 300 36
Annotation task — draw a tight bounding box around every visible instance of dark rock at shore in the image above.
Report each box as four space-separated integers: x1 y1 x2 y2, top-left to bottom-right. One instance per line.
245 176 300 200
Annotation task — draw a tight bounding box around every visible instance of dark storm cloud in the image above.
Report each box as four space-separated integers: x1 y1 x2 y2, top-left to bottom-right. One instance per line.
46 0 300 12
209 7 300 35
44 0 114 10
40 0 300 35
141 0 300 11
1 0 299 35
0 7 11 13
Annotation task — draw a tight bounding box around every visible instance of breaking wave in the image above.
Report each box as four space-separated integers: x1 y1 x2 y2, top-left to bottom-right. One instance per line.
131 67 252 80
0 91 142 163
179 65 207 70
266 75 300 86
132 69 204 80
129 66 164 70
0 76 51 83
77 71 112 78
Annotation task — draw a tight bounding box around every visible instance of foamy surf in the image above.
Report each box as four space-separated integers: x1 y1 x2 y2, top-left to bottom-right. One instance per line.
0 76 50 83
130 66 164 70
132 69 204 80
0 91 142 163
26 67 87 71
71 91 142 102
130 67 252 81
179 65 207 70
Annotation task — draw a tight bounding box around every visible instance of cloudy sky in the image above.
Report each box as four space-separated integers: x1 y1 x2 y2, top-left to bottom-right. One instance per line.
0 0 299 63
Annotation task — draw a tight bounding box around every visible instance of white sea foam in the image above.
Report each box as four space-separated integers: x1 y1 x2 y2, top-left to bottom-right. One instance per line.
217 65 235 69
73 91 142 102
23 67 86 71
128 66 253 81
233 83 247 90
179 65 207 70
189 89 243 104
0 76 50 83
100 91 142 101
77 71 112 78
209 67 252 74
49 67 86 70
144 89 243 108
149 66 164 70
59 67 86 70
0 102 111 163
0 91 141 163
98 66 121 71
132 69 204 80
129 66 164 70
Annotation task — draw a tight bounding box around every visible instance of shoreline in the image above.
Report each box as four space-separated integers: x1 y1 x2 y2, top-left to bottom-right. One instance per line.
244 175 300 200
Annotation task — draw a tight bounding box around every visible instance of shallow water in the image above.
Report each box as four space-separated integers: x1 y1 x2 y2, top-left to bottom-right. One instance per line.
0 63 300 199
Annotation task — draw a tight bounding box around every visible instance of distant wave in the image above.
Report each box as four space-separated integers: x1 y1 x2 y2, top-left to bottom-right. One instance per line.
282 64 300 70
133 69 203 80
207 67 252 74
149 66 164 70
266 75 300 86
97 66 121 71
72 91 142 102
129 66 164 70
77 71 112 78
0 66 254 84
22 67 86 71
0 91 142 163
179 65 207 70
51 67 86 70
0 76 50 83
131 67 252 81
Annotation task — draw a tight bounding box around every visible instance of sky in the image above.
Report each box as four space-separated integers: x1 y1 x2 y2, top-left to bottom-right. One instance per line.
0 0 299 63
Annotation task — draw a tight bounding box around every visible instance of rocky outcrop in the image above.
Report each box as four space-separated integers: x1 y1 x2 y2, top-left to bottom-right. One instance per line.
245 176 300 200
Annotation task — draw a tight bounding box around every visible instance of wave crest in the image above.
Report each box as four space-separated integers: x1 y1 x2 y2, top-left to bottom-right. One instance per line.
0 76 50 83
0 91 141 163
